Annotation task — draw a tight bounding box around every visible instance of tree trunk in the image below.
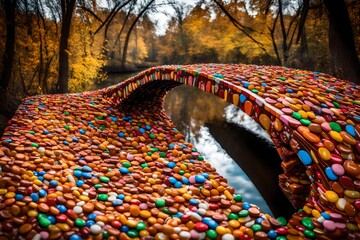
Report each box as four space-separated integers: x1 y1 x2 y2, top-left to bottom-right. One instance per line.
120 0 155 70
58 0 76 93
324 0 360 83
0 0 17 91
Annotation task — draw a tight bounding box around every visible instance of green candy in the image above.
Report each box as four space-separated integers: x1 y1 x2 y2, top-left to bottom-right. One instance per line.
122 162 131 168
197 155 204 160
300 119 311 126
127 229 139 238
292 112 302 120
228 213 238 220
329 122 341 132
277 216 287 226
29 131 35 135
74 218 86 227
140 163 148 168
39 217 51 228
251 89 259 94
31 143 39 148
303 229 316 239
301 217 315 230
163 208 170 214
251 224 262 232
276 237 287 240
64 111 69 115
102 231 109 238
37 213 47 220
178 170 185 175
238 210 248 217
333 101 340 108
155 198 165 207
98 194 108 201
136 222 147 231
206 229 217 239
64 125 70 130
160 152 166 157
99 125 106 130
99 176 110 183
94 184 102 189
233 194 242 202
149 133 156 139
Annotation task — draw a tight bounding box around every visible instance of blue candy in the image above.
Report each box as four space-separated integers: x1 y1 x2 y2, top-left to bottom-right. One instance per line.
112 199 123 206
86 220 96 227
47 215 56 224
120 167 129 174
118 132 125 138
346 125 356 137
88 213 96 220
325 167 338 181
120 225 129 232
38 189 47 197
76 180 84 187
49 180 58 187
30 193 39 202
202 217 218 229
174 181 182 188
69 234 82 240
298 150 312 166
243 202 251 210
82 166 92 172
168 177 176 184
167 162 176 168
195 175 206 183
57 205 67 213
15 194 23 200
189 199 199 205
74 170 83 178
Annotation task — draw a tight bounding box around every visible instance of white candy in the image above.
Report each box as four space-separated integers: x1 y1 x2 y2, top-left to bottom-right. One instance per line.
222 234 235 240
179 231 191 239
90 224 102 234
73 206 83 214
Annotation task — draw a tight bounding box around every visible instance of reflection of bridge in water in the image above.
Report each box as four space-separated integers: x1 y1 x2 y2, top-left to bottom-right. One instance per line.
1 63 360 239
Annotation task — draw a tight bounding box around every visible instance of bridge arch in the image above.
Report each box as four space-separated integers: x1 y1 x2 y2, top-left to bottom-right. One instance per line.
102 63 360 239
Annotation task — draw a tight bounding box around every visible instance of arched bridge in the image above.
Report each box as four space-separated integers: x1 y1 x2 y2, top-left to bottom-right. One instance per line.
1 63 360 239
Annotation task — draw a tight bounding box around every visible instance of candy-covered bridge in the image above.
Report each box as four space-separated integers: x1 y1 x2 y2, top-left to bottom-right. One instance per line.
1 63 360 239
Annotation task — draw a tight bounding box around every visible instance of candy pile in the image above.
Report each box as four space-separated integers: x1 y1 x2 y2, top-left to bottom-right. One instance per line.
1 63 360 239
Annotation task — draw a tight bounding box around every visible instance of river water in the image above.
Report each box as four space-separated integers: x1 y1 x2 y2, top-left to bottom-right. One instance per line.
97 73 295 218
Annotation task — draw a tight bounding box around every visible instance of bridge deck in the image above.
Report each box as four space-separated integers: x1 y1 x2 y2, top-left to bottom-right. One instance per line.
1 64 360 239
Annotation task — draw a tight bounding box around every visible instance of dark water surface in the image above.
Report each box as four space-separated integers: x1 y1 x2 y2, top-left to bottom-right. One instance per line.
98 73 294 218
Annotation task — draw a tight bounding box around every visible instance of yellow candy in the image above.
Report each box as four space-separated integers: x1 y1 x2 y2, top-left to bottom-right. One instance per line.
224 190 233 200
259 114 271 130
0 189 8 195
311 209 321 218
140 210 151 218
33 179 43 186
5 192 15 198
28 210 38 217
325 190 339 203
228 220 240 228
216 226 227 235
79 195 90 202
329 130 343 142
139 230 150 237
318 147 331 161
303 206 312 215
56 223 70 231
344 190 360 199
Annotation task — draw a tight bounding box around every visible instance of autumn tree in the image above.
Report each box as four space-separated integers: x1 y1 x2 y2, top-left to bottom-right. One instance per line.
324 0 360 83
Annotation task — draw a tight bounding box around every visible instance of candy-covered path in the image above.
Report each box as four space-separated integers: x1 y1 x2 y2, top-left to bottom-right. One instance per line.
1 63 360 240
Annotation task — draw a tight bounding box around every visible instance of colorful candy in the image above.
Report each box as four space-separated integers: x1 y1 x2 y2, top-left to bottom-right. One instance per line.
1 63 360 239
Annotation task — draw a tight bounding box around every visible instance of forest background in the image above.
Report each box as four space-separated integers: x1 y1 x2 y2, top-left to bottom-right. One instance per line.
0 0 359 123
